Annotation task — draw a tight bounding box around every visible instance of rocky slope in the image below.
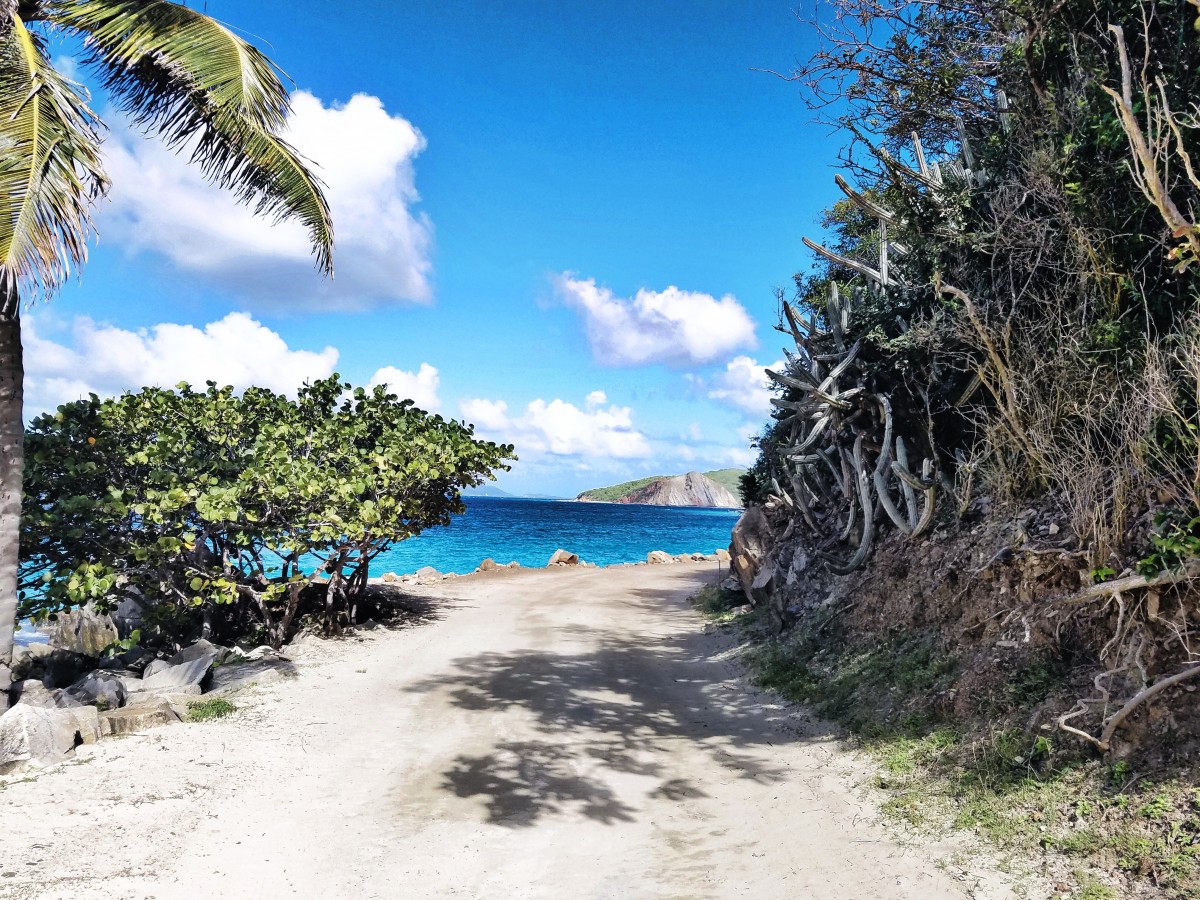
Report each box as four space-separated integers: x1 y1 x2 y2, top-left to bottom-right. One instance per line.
577 471 741 509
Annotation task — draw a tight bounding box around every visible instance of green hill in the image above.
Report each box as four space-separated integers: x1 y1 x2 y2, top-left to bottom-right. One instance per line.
576 475 664 503
702 468 745 498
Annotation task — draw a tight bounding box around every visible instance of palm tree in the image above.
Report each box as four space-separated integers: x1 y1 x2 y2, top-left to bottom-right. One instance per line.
0 0 334 699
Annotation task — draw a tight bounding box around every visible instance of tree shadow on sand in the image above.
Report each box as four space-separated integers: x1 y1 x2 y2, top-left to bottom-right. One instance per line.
407 613 803 828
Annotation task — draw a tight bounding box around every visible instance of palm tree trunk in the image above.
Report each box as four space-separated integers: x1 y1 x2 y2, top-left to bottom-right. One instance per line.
0 300 21 704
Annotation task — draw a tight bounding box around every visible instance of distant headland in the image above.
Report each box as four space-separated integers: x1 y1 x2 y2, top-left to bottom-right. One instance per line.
575 469 744 509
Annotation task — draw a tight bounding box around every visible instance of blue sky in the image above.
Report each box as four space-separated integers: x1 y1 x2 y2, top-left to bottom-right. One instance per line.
26 1 842 496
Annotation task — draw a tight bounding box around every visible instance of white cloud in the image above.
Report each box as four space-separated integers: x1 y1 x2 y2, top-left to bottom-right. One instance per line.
707 355 783 415
369 363 440 411
554 274 757 366
585 390 607 408
459 398 512 432
459 395 651 458
100 92 433 309
24 312 338 415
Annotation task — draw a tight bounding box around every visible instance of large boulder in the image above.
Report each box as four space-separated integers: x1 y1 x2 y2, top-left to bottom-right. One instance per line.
477 558 500 572
9 679 82 710
547 549 579 566
45 606 118 658
40 649 92 689
206 659 297 697
730 505 773 602
65 672 128 709
128 641 217 696
99 698 179 737
0 703 101 772
646 550 674 565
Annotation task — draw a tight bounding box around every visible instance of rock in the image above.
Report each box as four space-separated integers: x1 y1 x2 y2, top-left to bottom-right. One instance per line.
1048 522 1061 536
647 551 675 565
477 558 500 572
65 672 128 709
0 704 101 772
580 471 741 508
715 548 731 562
168 639 220 666
786 549 811 587
44 606 119 658
245 645 282 661
142 659 169 679
414 566 441 581
730 506 773 603
129 642 216 695
120 646 155 672
748 559 780 608
205 659 297 697
41 649 92 689
547 549 579 566
9 680 64 709
506 561 520 568
99 698 179 737
381 572 401 583
111 595 145 640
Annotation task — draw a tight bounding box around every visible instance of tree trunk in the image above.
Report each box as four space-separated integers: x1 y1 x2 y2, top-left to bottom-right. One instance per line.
0 305 23 704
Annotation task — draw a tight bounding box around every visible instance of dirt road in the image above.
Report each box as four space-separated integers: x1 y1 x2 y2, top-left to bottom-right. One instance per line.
1 563 995 899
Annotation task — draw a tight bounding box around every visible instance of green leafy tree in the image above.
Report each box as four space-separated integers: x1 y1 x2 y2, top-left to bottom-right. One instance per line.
21 377 515 649
0 1 334 695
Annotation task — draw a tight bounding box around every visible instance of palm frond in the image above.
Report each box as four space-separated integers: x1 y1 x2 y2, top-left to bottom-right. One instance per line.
0 12 108 306
50 0 333 275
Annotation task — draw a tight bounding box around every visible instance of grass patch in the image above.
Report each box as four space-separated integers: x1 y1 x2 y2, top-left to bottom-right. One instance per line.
739 626 1200 897
691 585 749 624
186 698 237 722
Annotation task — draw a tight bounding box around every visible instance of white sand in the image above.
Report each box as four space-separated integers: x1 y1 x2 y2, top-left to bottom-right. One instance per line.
0 562 1013 899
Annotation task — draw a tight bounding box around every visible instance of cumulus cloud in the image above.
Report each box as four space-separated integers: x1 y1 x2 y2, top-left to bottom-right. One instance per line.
707 355 783 415
554 274 757 367
24 312 338 415
459 395 651 458
101 92 433 308
368 363 441 411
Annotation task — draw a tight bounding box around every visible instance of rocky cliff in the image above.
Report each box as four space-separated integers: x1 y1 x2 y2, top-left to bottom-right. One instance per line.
577 471 741 509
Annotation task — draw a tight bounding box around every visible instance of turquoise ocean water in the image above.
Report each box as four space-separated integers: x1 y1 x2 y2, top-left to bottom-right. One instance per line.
14 497 741 647
371 496 741 574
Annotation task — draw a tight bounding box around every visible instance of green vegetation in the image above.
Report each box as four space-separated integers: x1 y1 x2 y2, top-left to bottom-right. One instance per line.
735 4 1200 890
576 475 663 503
19 376 513 648
701 469 744 497
187 698 237 722
733 616 1200 897
690 585 748 625
0 1 334 695
750 0 1200 565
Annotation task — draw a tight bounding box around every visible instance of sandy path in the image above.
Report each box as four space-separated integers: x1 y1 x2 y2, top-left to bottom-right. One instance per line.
0 563 991 899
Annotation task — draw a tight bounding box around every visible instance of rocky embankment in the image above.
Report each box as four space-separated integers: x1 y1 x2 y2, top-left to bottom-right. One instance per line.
0 607 296 774
577 471 741 508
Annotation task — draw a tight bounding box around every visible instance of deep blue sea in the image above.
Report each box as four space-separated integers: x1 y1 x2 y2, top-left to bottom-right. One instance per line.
371 496 741 575
14 497 740 647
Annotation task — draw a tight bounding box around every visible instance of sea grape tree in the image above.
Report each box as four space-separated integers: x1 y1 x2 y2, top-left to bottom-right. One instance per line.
20 376 514 648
